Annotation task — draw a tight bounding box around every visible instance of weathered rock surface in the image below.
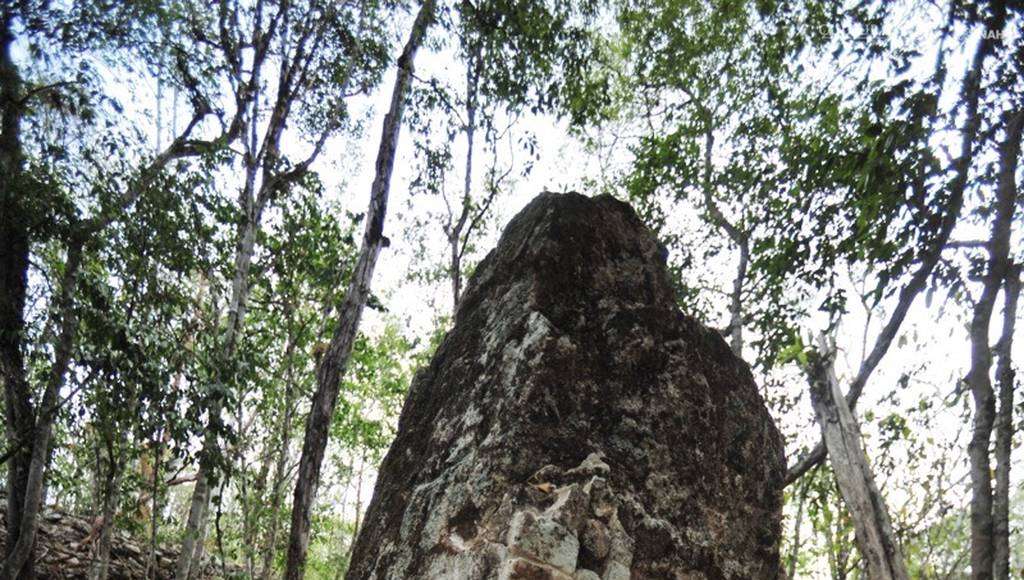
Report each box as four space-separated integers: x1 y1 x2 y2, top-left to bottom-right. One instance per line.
347 193 785 579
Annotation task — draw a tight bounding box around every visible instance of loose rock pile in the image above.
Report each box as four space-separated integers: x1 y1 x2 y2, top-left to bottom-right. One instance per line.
0 505 233 579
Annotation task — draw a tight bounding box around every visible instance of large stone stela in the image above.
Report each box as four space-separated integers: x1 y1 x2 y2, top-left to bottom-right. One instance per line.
347 193 785 579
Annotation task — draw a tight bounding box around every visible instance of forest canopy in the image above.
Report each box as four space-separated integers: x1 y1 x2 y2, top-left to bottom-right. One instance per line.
1 0 1022 578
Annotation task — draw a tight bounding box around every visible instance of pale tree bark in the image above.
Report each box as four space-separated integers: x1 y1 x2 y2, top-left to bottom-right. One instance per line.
966 107 1022 580
701 125 747 357
257 415 296 579
176 4 345 574
785 3 1007 486
144 429 165 579
173 5 275 573
786 478 810 579
444 45 482 312
345 454 366 566
258 302 301 580
330 457 355 580
805 334 909 580
174 172 263 580
242 432 273 578
993 263 1019 580
180 154 271 576
284 2 436 577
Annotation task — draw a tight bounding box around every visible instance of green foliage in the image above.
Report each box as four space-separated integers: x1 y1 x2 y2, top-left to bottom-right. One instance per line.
331 326 413 459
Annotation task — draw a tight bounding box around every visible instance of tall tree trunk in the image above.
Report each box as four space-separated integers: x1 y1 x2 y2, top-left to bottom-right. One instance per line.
284 3 435 577
992 263 1020 580
806 335 909 580
176 113 271 574
339 454 366 579
787 478 810 579
243 436 273 578
175 207 260 578
145 430 164 579
968 108 1022 580
348 455 366 560
175 467 211 579
701 125 747 356
258 424 294 580
175 8 335 563
329 457 355 580
447 45 480 312
259 312 300 580
2 244 83 579
0 8 34 578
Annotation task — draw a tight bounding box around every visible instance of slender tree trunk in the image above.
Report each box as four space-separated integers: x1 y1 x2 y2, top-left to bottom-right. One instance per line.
701 125 747 356
328 457 355 580
805 335 909 580
243 437 273 578
993 263 1019 580
258 431 293 580
729 242 749 355
2 244 83 579
176 467 211 580
145 430 164 579
966 108 1021 580
176 146 265 578
284 3 435 577
787 479 809 579
0 8 34 578
175 11 332 564
447 46 480 312
87 446 124 580
343 455 366 569
259 314 299 580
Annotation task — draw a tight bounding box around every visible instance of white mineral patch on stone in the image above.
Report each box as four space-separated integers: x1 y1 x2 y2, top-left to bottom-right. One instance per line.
565 453 610 478
603 561 630 580
509 514 580 573
446 405 483 461
497 310 553 395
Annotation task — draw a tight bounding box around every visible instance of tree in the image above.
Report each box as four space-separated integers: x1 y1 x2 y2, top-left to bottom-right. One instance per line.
284 1 437 576
1 3 230 576
964 105 1021 580
802 334 908 579
168 1 386 575
574 0 1022 575
405 3 534 316
993 263 1021 579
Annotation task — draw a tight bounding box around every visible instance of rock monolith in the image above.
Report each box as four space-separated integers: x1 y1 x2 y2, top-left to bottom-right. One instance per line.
347 193 785 579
